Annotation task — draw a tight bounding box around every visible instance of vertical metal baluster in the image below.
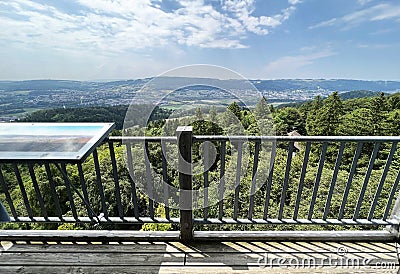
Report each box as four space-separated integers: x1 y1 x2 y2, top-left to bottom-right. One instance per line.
108 141 124 219
353 142 381 220
233 141 243 220
308 142 328 220
293 142 311 219
44 163 62 220
126 143 139 219
13 164 33 220
323 142 345 220
248 140 260 220
338 142 363 220
77 163 93 220
278 142 294 220
218 141 226 221
144 141 154 219
263 141 277 220
383 167 400 220
368 142 398 220
203 141 210 221
161 140 170 220
0 165 18 220
28 164 48 220
93 149 109 220
61 163 78 221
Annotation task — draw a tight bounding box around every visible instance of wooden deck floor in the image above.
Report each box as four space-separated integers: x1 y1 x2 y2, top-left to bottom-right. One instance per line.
1 240 399 273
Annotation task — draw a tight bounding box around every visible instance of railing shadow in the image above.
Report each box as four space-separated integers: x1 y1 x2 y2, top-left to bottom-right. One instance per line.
0 240 398 273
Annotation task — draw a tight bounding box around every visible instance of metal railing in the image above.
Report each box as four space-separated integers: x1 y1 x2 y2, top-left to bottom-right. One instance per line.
1 127 400 241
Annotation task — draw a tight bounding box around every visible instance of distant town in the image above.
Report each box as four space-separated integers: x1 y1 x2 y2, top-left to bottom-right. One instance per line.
1 78 400 122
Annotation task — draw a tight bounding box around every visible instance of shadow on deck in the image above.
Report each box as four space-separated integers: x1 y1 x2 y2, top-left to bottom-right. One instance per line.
1 239 399 273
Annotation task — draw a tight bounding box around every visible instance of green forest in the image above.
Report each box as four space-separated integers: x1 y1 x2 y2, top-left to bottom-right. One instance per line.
1 91 400 232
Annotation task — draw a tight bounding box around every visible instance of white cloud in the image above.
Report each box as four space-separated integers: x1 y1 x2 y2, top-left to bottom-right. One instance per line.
309 18 337 29
357 0 373 5
357 43 394 49
263 49 336 77
221 0 294 35
309 3 400 29
0 0 298 54
288 0 302 5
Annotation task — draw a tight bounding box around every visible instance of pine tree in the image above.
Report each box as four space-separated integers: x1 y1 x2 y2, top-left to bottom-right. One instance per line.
254 96 270 120
308 92 343 136
195 107 203 120
274 107 305 135
338 108 374 136
227 101 242 120
369 92 388 135
209 106 217 121
305 95 324 135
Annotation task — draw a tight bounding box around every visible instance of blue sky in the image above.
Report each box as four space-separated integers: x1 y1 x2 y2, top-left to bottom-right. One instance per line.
0 0 399 81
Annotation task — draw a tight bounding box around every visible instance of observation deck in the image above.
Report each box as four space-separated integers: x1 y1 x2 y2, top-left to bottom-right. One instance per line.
1 124 400 272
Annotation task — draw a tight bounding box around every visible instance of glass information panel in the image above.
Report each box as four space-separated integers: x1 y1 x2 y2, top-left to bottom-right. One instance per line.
0 123 115 162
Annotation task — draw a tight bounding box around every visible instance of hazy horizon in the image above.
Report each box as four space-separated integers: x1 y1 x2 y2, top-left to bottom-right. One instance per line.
2 77 400 83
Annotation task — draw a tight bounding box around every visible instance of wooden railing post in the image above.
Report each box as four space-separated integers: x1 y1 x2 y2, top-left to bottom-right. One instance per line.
176 126 194 242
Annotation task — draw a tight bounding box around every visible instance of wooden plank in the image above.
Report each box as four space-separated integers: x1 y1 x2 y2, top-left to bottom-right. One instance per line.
4 229 394 244
5 240 396 254
162 266 398 274
0 266 164 274
0 241 398 274
0 252 181 266
274 241 329 259
0 230 181 242
2 242 185 253
191 230 397 242
0 266 397 274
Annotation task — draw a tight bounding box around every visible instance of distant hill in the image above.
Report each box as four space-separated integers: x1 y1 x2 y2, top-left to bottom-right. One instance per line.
338 90 381 100
276 90 384 109
22 105 171 130
1 78 400 93
251 79 400 92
